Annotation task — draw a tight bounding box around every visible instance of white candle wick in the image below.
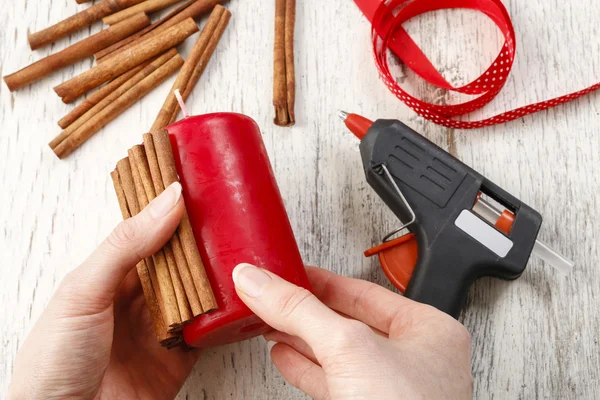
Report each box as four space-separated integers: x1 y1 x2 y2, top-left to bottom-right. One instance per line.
174 89 189 119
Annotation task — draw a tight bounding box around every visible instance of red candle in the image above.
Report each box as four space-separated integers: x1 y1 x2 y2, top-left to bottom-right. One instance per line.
166 113 311 348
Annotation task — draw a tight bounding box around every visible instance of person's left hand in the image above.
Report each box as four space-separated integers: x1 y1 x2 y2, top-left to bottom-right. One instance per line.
8 182 198 400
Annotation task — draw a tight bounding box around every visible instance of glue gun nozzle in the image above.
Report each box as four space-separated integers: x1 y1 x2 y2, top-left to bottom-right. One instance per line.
337 110 373 140
337 110 349 121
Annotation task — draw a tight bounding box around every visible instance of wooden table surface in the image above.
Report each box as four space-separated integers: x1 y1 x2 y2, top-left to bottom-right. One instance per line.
1 0 599 398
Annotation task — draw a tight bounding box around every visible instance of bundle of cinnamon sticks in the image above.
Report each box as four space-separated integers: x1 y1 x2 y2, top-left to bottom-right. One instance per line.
111 130 217 347
3 0 229 158
106 6 231 346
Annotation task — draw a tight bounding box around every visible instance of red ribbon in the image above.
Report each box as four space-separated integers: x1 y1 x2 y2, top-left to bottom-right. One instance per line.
355 0 600 129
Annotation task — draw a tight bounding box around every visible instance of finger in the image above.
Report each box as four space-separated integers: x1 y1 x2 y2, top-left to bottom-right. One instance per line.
59 182 184 310
233 263 351 357
264 331 318 364
114 268 143 308
270 343 329 400
306 266 423 335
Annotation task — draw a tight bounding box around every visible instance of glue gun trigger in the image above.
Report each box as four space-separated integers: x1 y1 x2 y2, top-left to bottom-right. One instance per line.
364 233 418 293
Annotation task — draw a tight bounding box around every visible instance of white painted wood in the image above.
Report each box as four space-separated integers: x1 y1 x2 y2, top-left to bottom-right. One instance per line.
1 0 599 398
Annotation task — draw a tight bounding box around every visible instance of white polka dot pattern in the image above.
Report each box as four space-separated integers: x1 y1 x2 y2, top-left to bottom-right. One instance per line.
369 0 600 129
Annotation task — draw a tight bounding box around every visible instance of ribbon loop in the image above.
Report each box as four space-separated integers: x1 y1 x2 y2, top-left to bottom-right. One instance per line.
368 0 599 129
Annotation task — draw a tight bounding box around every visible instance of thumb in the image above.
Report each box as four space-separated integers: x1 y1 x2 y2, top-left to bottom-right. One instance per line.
233 263 351 358
58 182 185 310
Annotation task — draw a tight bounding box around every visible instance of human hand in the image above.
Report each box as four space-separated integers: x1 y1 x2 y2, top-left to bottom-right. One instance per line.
8 182 198 400
232 264 473 400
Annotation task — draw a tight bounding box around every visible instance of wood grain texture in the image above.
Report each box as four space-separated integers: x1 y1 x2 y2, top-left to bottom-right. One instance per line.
1 0 599 399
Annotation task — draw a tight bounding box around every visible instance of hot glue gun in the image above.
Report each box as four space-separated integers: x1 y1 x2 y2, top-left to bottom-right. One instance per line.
340 111 574 318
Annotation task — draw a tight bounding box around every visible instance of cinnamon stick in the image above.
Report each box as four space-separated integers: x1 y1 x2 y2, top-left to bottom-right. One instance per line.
152 130 218 312
28 0 146 50
115 158 165 321
129 146 182 330
151 5 229 130
114 160 181 347
76 0 94 3
124 156 183 349
50 50 176 149
173 6 230 123
96 0 221 63
143 133 204 316
104 0 183 25
284 0 296 124
273 0 286 124
170 234 203 315
95 0 196 62
54 18 198 103
4 13 150 92
51 52 184 158
111 167 174 344
273 0 296 126
139 135 194 321
57 62 148 129
164 242 193 322
119 157 168 323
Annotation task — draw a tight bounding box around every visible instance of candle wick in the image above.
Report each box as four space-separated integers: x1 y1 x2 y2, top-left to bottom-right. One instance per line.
174 89 190 119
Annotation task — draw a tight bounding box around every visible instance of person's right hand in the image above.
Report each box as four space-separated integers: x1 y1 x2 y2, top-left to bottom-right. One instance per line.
232 264 473 400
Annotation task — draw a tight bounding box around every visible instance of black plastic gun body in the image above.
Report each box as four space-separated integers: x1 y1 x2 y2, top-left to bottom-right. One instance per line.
360 119 542 318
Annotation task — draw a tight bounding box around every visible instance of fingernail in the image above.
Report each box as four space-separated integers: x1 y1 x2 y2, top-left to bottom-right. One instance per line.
232 263 271 297
149 182 182 219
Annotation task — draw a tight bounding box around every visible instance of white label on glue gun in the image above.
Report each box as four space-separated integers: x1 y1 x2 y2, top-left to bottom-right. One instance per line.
455 210 514 257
